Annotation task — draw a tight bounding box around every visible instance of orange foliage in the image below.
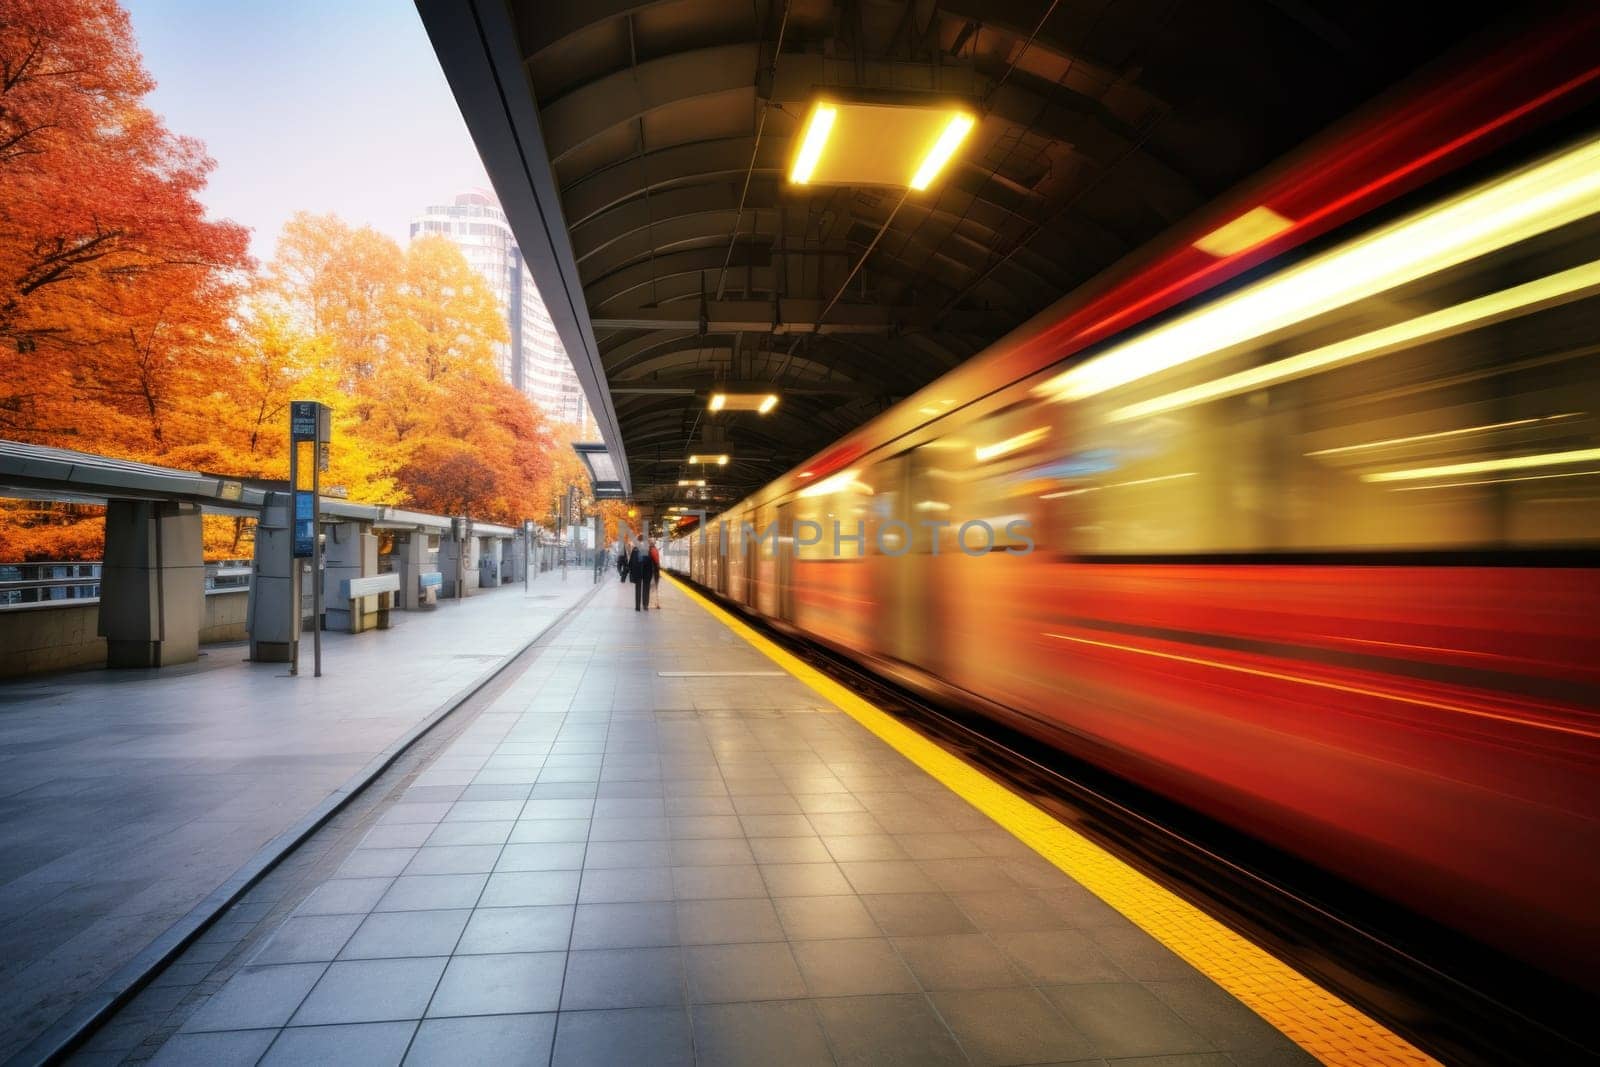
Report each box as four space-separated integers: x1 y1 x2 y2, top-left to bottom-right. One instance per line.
0 1 597 562
0 0 250 451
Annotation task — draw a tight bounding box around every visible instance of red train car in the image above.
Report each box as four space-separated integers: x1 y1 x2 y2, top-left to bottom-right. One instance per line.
675 13 1600 991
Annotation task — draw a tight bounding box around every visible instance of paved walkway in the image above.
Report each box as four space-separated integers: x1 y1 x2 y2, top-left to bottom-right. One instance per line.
101 577 1311 1067
0 574 601 1064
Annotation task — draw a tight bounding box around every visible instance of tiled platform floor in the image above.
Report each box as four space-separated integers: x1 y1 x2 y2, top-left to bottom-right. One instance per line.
114 578 1314 1067
0 577 598 1064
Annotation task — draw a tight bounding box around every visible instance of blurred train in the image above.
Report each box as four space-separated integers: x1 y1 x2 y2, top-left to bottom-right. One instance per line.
667 13 1600 992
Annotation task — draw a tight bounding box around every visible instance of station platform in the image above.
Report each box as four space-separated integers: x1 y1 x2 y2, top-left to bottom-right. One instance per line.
54 574 1423 1067
0 576 601 1066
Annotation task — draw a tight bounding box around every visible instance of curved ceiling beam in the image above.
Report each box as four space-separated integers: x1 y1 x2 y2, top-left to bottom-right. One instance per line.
586 245 956 316
601 329 927 393
982 86 1198 222
585 246 767 310
541 43 760 164
571 175 1069 303
571 181 767 263
578 211 760 282
600 320 949 384
562 137 789 224
563 144 1137 304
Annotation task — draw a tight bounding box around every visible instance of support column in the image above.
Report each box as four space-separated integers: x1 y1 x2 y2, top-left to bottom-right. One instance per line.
504 535 526 583
247 492 298 662
439 531 480 597
478 537 501 588
394 531 439 610
99 499 204 669
323 522 377 632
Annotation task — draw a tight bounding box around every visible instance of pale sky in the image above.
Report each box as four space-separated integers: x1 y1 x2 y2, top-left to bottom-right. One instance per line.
123 0 491 265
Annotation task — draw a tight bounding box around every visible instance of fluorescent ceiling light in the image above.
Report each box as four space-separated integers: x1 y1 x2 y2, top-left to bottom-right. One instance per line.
677 479 706 487
790 104 837 184
1107 259 1600 423
708 392 779 413
688 454 730 466
1034 134 1600 406
910 113 976 190
789 101 975 191
1194 205 1293 257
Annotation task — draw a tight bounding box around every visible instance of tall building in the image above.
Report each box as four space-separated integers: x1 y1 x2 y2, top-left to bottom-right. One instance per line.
409 190 588 429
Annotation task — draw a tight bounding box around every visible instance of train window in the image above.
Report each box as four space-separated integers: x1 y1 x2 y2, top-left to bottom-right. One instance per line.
1046 189 1600 555
963 407 1054 553
859 456 906 556
1284 208 1600 550
792 468 874 559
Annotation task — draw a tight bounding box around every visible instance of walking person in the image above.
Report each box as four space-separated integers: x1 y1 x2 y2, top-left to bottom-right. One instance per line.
628 535 656 611
616 541 628 583
648 538 662 609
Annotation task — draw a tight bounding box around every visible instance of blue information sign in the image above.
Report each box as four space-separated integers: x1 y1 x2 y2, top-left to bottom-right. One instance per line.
291 401 319 440
293 490 316 558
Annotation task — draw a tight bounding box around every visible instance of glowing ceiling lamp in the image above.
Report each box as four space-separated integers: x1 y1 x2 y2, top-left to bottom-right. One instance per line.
708 392 780 414
788 101 975 192
688 454 730 466
789 104 837 184
910 113 976 191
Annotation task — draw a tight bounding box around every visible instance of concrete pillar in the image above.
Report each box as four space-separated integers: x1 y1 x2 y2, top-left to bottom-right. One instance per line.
478 537 501 588
439 532 480 597
323 522 377 632
247 492 299 662
504 536 526 583
394 531 439 610
98 499 204 668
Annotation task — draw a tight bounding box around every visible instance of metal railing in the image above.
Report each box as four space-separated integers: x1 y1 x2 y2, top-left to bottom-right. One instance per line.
0 559 252 608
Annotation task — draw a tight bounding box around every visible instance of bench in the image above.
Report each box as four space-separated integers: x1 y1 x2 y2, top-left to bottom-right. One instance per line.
343 573 402 600
341 573 401 632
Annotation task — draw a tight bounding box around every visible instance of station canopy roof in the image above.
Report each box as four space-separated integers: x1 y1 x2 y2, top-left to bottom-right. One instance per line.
420 0 1522 507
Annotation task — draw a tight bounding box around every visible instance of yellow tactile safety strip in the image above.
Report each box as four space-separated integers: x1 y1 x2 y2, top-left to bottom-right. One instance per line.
667 576 1438 1067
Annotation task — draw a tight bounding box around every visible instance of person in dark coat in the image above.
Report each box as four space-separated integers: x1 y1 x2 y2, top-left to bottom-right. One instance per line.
616 542 628 582
628 536 657 610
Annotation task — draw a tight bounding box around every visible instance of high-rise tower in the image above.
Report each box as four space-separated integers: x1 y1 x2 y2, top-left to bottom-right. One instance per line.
409 190 588 428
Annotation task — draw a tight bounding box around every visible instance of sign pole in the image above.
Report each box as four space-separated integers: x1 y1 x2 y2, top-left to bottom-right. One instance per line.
456 516 466 604
289 400 330 678
288 430 300 678
312 439 322 678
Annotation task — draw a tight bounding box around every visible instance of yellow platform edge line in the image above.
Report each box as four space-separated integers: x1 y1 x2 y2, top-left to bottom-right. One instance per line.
666 576 1438 1067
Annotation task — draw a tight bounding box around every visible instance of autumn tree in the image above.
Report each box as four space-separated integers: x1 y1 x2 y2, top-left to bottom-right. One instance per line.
254 218 559 523
0 0 250 448
0 0 583 559
264 213 402 382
